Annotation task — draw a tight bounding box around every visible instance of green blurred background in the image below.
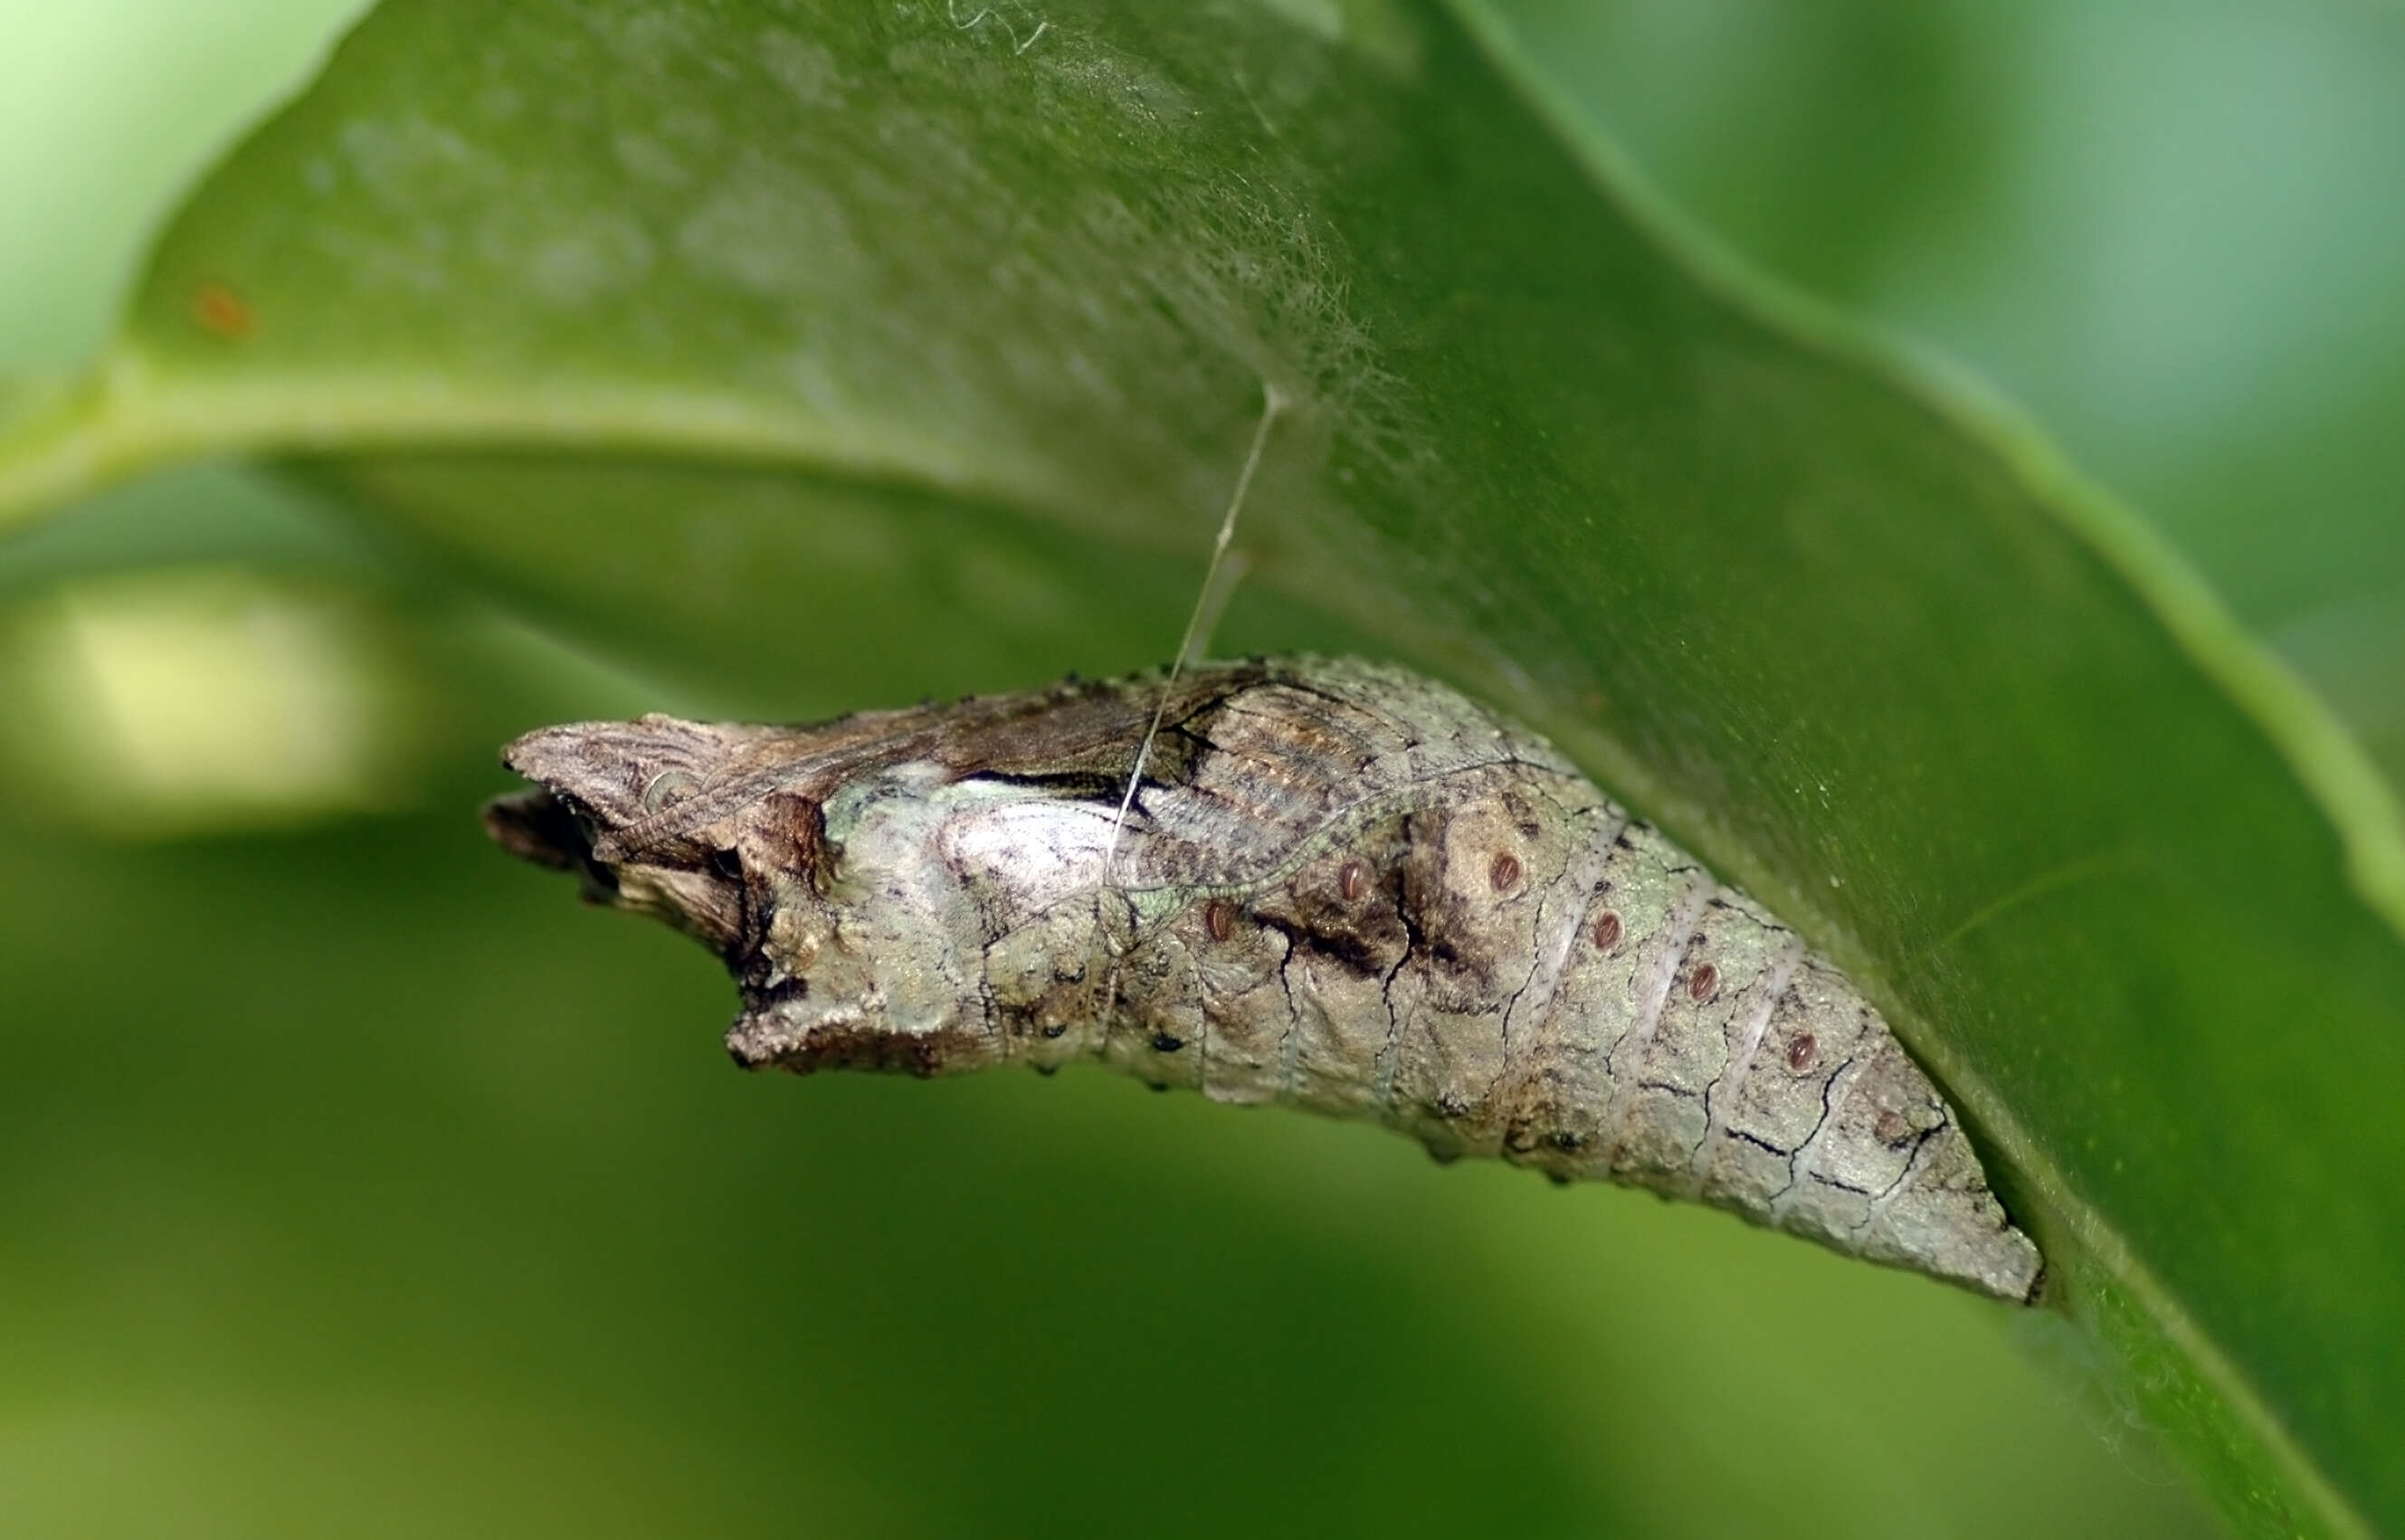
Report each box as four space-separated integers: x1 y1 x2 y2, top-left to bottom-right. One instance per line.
7 0 2399 1533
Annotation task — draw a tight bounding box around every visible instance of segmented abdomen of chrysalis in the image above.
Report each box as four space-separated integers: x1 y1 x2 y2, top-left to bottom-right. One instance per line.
981 660 2038 1302
489 656 2043 1303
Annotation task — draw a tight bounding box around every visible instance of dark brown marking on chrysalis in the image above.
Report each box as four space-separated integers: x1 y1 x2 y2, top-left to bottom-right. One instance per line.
486 654 2045 1306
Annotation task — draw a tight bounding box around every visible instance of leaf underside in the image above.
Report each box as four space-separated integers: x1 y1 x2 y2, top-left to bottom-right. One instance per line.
2 1 2400 1533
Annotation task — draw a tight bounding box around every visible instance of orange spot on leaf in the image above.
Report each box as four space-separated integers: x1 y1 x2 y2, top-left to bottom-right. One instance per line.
192 282 255 339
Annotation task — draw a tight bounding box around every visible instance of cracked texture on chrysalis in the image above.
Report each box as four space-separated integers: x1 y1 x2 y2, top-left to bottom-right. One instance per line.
486 656 2043 1302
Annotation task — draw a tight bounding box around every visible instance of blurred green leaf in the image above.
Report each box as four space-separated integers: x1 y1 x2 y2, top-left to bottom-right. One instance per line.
2 0 2400 1534
1486 0 2405 794
0 802 2208 1539
0 0 372 369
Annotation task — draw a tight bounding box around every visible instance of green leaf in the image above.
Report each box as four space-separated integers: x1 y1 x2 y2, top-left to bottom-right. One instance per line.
1474 0 2405 803
3 0 2400 1532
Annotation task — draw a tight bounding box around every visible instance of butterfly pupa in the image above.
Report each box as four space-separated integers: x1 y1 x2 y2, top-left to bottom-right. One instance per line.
486 655 2043 1303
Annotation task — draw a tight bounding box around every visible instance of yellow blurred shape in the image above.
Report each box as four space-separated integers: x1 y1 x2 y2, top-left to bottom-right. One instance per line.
1 567 413 835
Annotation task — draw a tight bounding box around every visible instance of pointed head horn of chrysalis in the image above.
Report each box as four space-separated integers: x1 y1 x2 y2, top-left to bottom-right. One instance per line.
484 715 1004 1079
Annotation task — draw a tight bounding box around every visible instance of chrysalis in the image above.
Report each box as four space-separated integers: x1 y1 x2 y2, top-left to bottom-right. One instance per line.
486 656 2043 1303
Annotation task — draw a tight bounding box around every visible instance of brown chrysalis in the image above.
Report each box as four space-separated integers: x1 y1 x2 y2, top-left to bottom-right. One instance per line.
486 656 2042 1302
